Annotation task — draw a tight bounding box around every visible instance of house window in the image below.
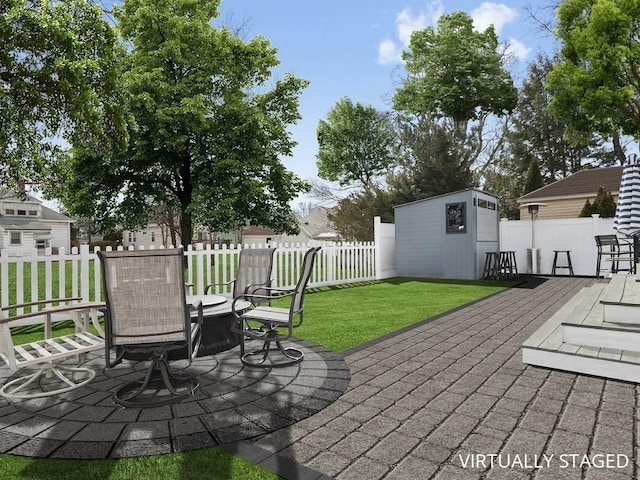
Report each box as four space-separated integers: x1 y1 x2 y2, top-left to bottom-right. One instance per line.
128 232 137 243
151 232 156 242
28 210 38 216
5 209 14 215
17 209 26 216
9 232 21 245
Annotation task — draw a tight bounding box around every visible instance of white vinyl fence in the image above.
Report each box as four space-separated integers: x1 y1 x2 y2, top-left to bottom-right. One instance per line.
500 215 615 277
1 242 376 315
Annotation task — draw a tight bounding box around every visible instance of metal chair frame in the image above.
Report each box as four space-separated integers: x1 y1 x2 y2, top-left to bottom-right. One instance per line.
98 249 203 407
231 247 320 368
0 299 104 400
205 248 276 303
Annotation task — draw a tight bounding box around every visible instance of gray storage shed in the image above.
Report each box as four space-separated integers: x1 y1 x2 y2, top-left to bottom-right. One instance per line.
394 189 500 280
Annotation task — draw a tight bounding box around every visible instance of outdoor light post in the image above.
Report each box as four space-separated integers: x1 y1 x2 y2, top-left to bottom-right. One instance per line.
525 203 545 274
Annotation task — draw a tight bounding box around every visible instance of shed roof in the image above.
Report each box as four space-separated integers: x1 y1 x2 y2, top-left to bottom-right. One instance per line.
518 167 623 202
393 188 499 209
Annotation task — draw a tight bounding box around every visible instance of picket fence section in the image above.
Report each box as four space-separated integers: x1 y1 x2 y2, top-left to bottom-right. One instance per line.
1 242 376 314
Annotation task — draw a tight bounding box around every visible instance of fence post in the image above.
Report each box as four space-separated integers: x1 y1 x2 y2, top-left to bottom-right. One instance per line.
80 244 90 302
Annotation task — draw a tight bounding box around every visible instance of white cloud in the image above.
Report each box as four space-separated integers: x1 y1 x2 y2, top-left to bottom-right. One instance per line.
377 1 530 65
505 37 531 61
378 39 402 65
471 2 518 35
377 1 444 65
396 9 427 46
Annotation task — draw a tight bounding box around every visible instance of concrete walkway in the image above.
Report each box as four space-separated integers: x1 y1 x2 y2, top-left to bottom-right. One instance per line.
250 275 639 479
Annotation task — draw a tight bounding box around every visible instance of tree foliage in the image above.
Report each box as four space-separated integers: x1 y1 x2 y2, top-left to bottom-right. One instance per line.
329 188 395 242
0 0 127 191
548 0 640 143
59 0 310 246
391 11 517 187
388 116 474 204
579 186 617 217
508 54 607 182
393 11 517 129
317 98 397 189
524 158 544 194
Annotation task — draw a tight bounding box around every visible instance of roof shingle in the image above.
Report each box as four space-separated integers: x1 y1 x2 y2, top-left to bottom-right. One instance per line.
518 167 623 201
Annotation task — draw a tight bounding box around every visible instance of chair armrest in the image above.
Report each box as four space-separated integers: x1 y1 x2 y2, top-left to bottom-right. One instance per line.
231 290 295 317
1 297 83 312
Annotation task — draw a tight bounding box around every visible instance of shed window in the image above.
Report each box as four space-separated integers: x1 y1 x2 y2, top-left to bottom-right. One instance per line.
446 202 467 234
10 232 21 245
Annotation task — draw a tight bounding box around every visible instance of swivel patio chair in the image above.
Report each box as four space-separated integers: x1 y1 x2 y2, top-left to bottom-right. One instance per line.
0 299 104 400
98 249 203 407
205 247 276 304
231 247 320 367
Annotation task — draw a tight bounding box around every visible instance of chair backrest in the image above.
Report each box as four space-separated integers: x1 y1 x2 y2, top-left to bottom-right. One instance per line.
233 248 276 299
98 249 190 349
291 247 321 314
595 234 620 252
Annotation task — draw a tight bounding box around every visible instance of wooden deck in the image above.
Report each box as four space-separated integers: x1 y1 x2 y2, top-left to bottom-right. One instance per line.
522 275 640 383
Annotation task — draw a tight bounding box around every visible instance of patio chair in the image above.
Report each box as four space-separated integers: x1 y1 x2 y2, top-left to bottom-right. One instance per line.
98 249 203 407
204 248 276 304
231 247 320 367
595 234 634 278
0 299 104 400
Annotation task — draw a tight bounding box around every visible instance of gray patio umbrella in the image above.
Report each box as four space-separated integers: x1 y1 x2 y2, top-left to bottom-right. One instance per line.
613 153 640 267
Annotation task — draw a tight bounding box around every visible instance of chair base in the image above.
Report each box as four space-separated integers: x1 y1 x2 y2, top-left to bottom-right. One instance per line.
0 362 96 400
241 338 304 368
113 355 198 408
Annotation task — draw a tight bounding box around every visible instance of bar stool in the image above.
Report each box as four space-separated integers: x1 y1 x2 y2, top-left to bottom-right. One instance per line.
552 250 574 276
483 252 499 279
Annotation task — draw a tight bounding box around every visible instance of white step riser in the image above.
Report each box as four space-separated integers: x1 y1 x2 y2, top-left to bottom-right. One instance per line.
522 348 640 384
602 304 640 324
564 324 640 352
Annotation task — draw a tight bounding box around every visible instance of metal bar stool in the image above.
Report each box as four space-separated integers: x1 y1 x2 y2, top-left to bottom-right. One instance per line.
552 250 574 276
483 252 500 279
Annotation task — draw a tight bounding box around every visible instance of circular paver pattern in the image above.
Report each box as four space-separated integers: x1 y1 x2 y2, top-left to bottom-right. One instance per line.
0 339 350 459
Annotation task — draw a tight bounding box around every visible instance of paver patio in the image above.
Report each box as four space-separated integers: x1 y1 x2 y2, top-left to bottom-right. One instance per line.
250 275 638 479
2 275 638 480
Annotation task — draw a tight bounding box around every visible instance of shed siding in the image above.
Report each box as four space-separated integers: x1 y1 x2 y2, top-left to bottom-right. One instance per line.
395 200 443 277
395 189 500 280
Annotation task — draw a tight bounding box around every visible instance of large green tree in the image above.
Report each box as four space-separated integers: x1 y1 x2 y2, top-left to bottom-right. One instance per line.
508 54 607 181
0 0 126 190
548 0 640 147
316 98 397 190
393 11 518 181
60 0 309 247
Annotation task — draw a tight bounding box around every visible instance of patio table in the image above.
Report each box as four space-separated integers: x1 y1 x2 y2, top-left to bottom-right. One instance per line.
185 294 251 356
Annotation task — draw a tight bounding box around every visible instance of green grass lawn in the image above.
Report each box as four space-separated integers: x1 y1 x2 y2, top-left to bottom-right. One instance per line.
1 277 513 480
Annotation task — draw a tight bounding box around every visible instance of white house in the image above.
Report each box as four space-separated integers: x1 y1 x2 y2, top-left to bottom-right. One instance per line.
0 191 73 255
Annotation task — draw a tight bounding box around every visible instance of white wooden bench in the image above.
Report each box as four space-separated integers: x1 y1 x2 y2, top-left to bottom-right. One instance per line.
0 299 105 400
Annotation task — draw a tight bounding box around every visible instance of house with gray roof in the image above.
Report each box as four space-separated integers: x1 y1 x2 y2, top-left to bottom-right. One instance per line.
517 166 622 219
0 191 73 255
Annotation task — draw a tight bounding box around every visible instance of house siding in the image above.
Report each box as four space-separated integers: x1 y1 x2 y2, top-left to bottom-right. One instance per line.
48 222 71 250
518 194 619 220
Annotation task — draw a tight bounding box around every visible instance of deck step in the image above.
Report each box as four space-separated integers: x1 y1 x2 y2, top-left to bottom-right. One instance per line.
563 323 640 352
600 274 640 324
522 282 640 383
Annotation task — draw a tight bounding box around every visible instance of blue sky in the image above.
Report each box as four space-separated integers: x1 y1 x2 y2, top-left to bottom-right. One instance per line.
216 0 559 201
